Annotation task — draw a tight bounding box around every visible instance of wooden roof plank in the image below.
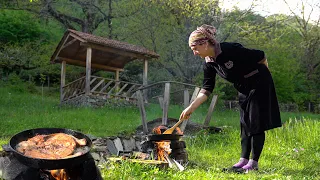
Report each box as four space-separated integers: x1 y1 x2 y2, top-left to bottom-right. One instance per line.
61 38 78 50
80 42 148 60
50 29 159 72
57 57 124 72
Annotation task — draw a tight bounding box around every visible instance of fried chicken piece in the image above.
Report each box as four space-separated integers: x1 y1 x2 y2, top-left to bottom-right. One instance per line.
16 133 87 159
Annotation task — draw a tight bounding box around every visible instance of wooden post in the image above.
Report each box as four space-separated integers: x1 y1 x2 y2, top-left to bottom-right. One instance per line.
203 95 218 126
158 97 164 110
115 70 120 92
183 89 190 109
85 47 92 95
180 87 200 131
60 61 66 103
162 83 170 125
136 90 148 134
143 59 148 102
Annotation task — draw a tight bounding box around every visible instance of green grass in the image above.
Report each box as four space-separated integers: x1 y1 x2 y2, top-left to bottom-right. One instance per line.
1 86 320 179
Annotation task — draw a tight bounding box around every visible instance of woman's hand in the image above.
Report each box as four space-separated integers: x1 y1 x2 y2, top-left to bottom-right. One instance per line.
180 106 194 120
179 92 209 120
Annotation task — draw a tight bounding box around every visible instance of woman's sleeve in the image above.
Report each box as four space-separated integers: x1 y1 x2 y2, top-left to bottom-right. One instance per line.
233 43 265 63
200 63 217 97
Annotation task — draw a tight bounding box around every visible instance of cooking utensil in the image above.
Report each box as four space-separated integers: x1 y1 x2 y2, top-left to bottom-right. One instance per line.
162 118 184 134
9 128 92 170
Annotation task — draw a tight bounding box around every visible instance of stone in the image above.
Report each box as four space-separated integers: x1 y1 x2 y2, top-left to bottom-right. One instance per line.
106 138 123 155
92 146 108 152
122 138 136 151
135 141 142 152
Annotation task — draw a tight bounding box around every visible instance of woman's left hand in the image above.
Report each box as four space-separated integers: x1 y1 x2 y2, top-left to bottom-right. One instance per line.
180 106 193 120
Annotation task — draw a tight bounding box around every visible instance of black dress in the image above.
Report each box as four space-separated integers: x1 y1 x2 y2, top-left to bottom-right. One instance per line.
202 42 282 135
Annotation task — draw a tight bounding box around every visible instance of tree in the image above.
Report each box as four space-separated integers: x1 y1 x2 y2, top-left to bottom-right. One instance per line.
1 0 110 34
283 0 320 104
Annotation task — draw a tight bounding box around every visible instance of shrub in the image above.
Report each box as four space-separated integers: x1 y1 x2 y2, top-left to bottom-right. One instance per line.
5 73 37 93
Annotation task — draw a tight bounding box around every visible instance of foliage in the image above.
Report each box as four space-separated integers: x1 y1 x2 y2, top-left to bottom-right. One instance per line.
0 10 50 44
1 73 37 93
0 0 319 106
0 87 320 179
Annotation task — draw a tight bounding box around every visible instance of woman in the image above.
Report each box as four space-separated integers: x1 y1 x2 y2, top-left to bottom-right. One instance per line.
180 24 282 173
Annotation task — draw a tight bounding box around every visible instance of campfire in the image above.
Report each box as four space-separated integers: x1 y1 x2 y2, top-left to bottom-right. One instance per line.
0 128 103 180
151 125 185 171
0 125 188 179
107 124 187 171
155 141 171 161
50 169 68 180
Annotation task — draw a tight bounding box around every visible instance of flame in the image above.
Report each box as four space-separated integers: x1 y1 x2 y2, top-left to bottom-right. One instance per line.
155 141 171 161
152 124 183 162
50 169 68 180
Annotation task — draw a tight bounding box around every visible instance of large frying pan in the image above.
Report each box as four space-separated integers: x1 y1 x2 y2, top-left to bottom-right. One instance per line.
148 134 182 141
9 128 92 170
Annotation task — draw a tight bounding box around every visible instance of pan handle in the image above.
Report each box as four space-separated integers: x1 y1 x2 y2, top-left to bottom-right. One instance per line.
2 144 15 152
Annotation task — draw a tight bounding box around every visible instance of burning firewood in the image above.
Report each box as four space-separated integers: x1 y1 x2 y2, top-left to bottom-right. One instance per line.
50 169 68 180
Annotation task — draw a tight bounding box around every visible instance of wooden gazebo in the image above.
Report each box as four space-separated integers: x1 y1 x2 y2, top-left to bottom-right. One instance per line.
50 29 159 106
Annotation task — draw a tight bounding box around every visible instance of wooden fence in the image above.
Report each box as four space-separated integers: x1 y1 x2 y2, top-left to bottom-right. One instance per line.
61 76 143 102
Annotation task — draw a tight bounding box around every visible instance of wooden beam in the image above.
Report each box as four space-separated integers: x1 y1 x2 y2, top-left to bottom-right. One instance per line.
53 34 70 63
91 79 105 92
143 59 148 86
99 81 113 93
183 89 190 109
162 83 170 125
61 38 77 50
180 87 200 131
69 33 86 42
115 83 128 95
136 90 148 134
158 97 164 110
107 82 120 95
80 42 149 60
57 57 124 72
85 47 92 95
143 59 148 102
203 95 218 126
115 70 120 91
60 61 66 103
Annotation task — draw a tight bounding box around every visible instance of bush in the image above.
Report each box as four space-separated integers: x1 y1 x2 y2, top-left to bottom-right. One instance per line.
5 73 37 93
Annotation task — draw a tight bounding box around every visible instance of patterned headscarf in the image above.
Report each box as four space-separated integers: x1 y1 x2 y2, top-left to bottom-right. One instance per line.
188 24 222 59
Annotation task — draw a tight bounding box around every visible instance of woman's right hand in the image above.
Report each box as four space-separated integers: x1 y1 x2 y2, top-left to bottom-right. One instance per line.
180 106 194 120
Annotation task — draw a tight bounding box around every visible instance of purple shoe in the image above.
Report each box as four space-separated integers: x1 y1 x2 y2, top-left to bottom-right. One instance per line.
236 159 259 173
232 158 249 168
222 158 249 173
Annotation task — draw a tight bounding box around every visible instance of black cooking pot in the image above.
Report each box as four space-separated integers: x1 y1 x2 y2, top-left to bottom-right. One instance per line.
148 134 182 141
9 128 92 170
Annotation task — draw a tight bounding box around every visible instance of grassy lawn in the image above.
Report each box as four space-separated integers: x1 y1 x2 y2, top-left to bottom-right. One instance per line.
1 86 320 179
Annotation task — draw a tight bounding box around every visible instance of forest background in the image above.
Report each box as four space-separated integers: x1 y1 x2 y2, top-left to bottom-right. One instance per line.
0 0 319 112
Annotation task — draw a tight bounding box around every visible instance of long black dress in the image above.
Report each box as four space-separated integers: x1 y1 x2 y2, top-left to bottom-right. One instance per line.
201 42 282 136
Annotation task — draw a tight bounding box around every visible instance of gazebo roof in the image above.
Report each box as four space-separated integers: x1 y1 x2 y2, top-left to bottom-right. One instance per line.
50 29 160 72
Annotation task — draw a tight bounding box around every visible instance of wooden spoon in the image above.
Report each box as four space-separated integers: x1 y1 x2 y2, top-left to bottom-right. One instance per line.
162 118 184 134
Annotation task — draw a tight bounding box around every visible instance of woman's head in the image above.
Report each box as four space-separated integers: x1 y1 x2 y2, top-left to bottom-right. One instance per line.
188 24 217 47
189 24 220 59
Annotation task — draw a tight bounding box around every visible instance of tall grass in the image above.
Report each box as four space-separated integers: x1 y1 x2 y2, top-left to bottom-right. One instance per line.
1 86 320 179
